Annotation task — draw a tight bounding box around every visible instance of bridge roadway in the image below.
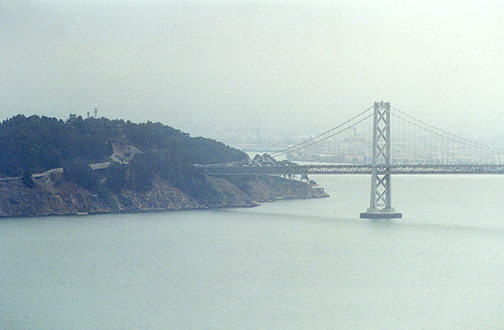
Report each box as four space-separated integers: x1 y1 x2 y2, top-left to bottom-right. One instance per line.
196 164 504 176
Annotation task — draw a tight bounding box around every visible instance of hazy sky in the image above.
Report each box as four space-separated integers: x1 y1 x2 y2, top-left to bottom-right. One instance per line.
1 0 504 140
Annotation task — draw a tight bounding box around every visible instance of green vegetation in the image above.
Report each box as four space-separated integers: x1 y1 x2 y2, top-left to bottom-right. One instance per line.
0 115 113 176
21 170 35 188
0 114 248 201
63 162 100 193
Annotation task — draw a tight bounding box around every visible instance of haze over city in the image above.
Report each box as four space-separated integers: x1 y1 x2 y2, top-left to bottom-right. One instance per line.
2 0 504 141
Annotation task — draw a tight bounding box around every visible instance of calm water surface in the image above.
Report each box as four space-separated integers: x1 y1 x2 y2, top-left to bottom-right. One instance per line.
2 175 504 329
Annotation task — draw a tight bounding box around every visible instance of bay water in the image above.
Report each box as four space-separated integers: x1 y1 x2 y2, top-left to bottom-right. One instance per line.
2 175 504 329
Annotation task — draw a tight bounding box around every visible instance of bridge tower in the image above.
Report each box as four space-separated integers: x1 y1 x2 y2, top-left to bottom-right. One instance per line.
360 102 402 219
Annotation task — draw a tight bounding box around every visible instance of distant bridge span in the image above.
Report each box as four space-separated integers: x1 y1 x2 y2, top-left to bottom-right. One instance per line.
196 164 504 176
199 101 504 218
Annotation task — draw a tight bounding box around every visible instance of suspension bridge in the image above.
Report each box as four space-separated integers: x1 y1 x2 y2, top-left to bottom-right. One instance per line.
197 102 504 219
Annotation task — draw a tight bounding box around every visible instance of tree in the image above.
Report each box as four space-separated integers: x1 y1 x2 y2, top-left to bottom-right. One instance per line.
21 170 35 188
105 163 127 193
63 162 99 193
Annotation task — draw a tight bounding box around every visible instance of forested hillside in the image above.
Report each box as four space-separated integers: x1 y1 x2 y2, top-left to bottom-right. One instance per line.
0 115 329 218
0 115 248 198
0 115 247 176
0 115 113 176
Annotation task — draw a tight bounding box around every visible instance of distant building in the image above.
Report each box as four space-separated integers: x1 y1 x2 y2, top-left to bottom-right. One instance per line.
69 114 77 122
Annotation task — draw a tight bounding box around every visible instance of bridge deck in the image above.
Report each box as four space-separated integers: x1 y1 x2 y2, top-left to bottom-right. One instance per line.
196 164 504 176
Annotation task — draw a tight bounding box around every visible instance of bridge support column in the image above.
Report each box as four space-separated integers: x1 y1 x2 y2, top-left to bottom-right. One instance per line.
360 101 402 219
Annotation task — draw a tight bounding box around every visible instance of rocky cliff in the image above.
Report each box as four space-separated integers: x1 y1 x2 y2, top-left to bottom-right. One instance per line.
246 176 328 201
0 174 328 218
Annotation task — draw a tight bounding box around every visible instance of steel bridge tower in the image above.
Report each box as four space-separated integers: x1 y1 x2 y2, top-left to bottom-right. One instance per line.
360 102 402 219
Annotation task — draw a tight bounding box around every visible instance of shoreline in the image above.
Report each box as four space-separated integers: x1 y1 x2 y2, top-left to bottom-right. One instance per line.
0 174 328 219
0 195 332 220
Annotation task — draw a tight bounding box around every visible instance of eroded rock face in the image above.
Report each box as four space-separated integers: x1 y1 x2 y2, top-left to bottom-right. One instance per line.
117 177 202 212
204 177 256 208
0 175 110 217
0 174 204 217
0 174 328 218
246 176 329 202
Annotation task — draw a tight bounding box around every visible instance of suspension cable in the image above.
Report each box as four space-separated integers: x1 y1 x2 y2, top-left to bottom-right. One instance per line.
392 106 504 154
272 112 374 157
269 106 373 157
204 106 374 166
391 109 504 156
